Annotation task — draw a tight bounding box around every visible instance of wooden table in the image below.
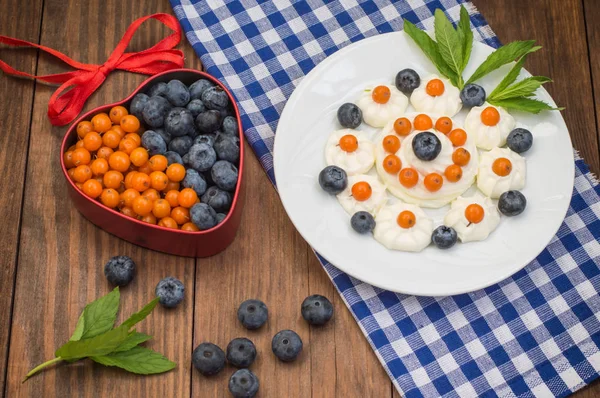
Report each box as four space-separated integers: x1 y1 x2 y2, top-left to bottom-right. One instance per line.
1 0 599 396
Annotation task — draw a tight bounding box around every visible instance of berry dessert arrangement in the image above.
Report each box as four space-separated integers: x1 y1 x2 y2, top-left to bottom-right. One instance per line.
64 77 240 231
318 7 560 252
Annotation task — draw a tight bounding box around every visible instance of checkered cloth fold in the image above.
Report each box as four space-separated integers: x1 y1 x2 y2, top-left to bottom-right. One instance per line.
170 1 600 396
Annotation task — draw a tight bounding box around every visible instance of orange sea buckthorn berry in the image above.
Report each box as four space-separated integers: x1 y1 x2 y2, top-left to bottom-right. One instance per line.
452 148 471 166
171 206 191 225
181 222 200 232
399 168 418 188
393 117 412 136
75 182 84 190
166 163 186 182
124 171 137 189
124 133 141 146
120 206 136 218
77 121 94 139
103 170 124 189
90 158 109 176
132 195 153 216
83 131 102 152
120 115 140 133
120 188 140 208
142 188 160 202
165 190 180 207
63 151 75 168
137 162 153 175
119 138 138 155
94 176 105 186
465 203 485 224
448 129 467 147
109 106 128 124
178 188 198 208
149 155 168 172
492 157 512 177
426 79 445 96
158 216 178 229
481 106 500 126
130 147 149 167
140 214 157 225
434 117 452 134
102 130 121 149
73 165 92 183
383 154 402 174
82 179 103 199
351 181 372 202
108 151 131 172
397 210 416 229
110 125 126 138
75 140 85 149
152 199 172 219
67 168 76 180
91 113 112 133
131 172 151 192
424 173 443 192
383 135 400 153
68 145 77 151
414 114 433 131
150 171 169 191
338 134 358 153
372 85 391 104
97 146 114 160
100 188 120 208
72 147 91 166
444 164 463 182
165 180 180 192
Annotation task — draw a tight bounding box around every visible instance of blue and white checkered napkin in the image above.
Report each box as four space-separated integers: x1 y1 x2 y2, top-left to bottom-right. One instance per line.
171 1 600 396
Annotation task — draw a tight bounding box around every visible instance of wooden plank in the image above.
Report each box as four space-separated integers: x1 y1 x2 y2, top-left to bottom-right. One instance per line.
0 0 44 394
4 0 197 396
583 0 600 176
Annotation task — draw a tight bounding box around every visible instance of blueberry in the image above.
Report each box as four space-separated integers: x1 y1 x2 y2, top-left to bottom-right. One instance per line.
182 169 207 197
222 116 239 136
104 255 136 286
164 151 183 166
155 276 185 308
498 190 527 216
301 295 333 326
168 136 193 156
201 186 232 213
155 127 172 145
130 93 149 122
337 103 362 129
165 107 195 137
226 338 257 368
237 299 268 330
217 213 227 223
272 330 302 362
201 86 229 110
142 96 171 128
188 143 217 172
431 226 458 249
196 110 222 133
148 82 168 98
189 79 214 100
229 369 259 398
506 128 533 153
350 211 376 234
182 153 190 167
395 68 421 95
214 134 240 163
141 130 167 156
193 342 225 376
166 79 190 107
202 170 215 186
318 165 347 194
460 83 486 107
211 160 238 191
190 203 218 230
412 132 442 161
186 99 205 117
194 134 216 147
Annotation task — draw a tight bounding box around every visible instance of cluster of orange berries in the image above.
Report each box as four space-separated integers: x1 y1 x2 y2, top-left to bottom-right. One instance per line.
63 107 199 231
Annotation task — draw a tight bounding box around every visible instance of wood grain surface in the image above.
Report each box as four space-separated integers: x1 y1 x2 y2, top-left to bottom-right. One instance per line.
1 0 599 397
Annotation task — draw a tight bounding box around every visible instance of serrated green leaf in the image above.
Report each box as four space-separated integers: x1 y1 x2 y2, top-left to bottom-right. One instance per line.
113 332 152 353
69 288 120 341
434 9 463 86
489 76 552 101
403 19 459 86
56 324 130 360
91 347 176 375
457 6 473 72
466 41 541 84
488 57 527 100
488 97 562 114
121 298 159 329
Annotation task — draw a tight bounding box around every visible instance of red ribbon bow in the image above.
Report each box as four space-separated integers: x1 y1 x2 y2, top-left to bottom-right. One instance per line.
0 13 185 126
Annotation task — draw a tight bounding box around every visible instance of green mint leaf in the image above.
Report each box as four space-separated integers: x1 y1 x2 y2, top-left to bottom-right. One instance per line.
113 332 152 353
434 9 463 87
456 6 473 72
488 56 527 100
466 41 541 84
69 288 120 341
489 76 552 101
403 19 459 86
121 297 159 329
56 324 130 360
90 347 176 375
488 97 563 114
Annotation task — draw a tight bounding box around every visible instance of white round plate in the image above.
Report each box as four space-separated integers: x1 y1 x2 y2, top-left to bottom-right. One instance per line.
274 31 574 296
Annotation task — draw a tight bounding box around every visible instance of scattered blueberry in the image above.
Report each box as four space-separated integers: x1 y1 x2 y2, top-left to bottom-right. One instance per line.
351 211 376 234
460 83 486 107
165 107 195 137
147 82 168 98
216 213 227 224
165 79 190 107
142 96 171 128
155 127 172 145
164 151 183 166
226 338 257 368
229 369 259 398
155 276 185 308
189 79 214 100
395 68 421 95
192 342 226 376
202 86 229 110
103 255 136 286
431 226 458 249
337 103 362 129
222 116 239 136
168 135 193 156
412 132 442 161
498 190 527 216
201 186 232 213
214 134 240 163
196 110 222 134
194 134 216 147
237 299 268 330
141 130 167 156
506 128 533 153
318 165 348 194
130 93 149 122
190 203 218 230
186 99 206 117
188 143 217 172
182 169 207 197
211 160 238 191
272 330 303 362
301 295 333 326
